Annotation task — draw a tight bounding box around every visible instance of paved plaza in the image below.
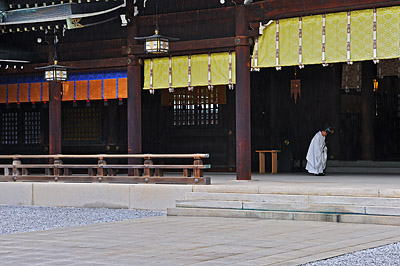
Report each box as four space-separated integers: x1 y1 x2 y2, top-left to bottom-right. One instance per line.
1 215 400 265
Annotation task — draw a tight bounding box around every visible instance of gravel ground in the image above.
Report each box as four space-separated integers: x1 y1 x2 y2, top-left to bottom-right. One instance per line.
302 242 400 266
0 205 165 235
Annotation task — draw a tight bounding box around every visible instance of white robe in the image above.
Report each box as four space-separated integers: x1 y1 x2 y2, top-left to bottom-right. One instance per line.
306 131 327 174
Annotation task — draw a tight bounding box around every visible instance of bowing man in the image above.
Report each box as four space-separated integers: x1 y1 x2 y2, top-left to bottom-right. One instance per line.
305 125 334 176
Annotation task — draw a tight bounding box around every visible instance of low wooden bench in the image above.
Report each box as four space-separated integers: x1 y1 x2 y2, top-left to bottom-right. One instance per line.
255 150 281 174
0 154 211 184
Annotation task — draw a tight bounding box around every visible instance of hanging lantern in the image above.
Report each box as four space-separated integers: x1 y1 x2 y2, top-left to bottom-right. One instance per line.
373 79 379 92
291 80 301 104
135 28 178 54
36 60 70 82
35 32 74 82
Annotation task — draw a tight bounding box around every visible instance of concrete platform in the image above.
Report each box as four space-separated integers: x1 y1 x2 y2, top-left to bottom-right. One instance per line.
2 172 400 210
2 216 400 265
3 173 400 265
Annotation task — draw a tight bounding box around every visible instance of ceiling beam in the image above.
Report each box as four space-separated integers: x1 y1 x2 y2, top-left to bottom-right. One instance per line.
2 57 128 75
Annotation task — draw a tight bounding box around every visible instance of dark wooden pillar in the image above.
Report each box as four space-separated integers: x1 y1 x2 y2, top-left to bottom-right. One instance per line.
49 81 62 155
48 39 61 156
361 62 374 160
127 16 142 169
235 4 251 180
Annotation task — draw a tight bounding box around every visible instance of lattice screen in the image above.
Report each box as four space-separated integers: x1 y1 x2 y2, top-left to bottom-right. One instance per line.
62 107 100 141
1 112 18 145
167 87 223 126
24 111 41 144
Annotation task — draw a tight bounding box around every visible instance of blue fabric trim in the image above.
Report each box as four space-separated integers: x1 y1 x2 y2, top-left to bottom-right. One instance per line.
87 80 90 100
116 78 119 98
101 79 104 100
28 83 31 102
0 70 127 84
40 82 43 102
17 83 19 103
68 70 127 81
73 80 76 101
0 75 43 84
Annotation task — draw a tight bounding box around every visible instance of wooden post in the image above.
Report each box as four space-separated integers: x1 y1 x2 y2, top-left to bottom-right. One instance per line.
127 14 142 175
48 37 62 157
193 159 204 178
53 159 63 177
97 158 106 178
12 159 21 177
144 159 153 177
49 81 62 156
235 4 251 180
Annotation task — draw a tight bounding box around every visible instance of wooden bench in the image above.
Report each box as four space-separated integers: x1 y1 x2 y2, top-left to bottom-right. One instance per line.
255 150 281 174
0 154 211 184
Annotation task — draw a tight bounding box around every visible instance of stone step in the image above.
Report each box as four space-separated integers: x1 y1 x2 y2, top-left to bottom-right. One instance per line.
176 200 400 216
327 160 400 167
326 167 400 174
192 185 400 198
167 207 400 226
184 192 400 207
326 161 400 174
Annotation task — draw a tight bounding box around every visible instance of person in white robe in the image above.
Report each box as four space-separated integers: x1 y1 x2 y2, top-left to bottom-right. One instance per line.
306 125 333 176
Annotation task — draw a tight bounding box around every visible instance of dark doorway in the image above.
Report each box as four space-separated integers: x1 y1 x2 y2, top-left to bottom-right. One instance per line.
374 76 400 160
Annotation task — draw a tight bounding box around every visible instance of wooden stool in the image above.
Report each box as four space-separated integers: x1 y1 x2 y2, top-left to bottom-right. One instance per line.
256 150 281 174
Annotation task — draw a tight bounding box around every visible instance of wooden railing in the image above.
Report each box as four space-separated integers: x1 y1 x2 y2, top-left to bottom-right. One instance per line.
0 154 211 185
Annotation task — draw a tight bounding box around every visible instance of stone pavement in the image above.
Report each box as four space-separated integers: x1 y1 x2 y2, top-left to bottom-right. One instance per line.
2 215 400 266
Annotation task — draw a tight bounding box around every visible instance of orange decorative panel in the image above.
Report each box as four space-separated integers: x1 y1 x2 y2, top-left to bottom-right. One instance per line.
75 80 88 101
89 80 103 100
7 84 18 103
103 79 117 99
0 85 7 103
62 81 75 101
18 83 30 102
117 78 127 98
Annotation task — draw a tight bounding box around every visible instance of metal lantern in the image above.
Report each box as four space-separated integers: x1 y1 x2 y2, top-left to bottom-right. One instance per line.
136 28 178 54
145 29 169 54
37 60 69 81
35 31 73 82
36 60 71 82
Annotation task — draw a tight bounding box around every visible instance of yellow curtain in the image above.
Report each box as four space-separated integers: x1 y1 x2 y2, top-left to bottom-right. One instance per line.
279 18 299 66
377 6 400 59
143 52 236 90
325 12 347 63
302 16 322 65
253 6 400 68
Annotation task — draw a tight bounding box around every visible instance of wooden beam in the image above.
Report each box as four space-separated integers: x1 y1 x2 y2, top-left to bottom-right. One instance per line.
136 6 235 28
1 57 128 76
125 36 251 57
247 0 400 22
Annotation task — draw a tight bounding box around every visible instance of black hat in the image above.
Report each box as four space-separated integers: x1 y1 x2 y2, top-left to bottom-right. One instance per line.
323 124 334 134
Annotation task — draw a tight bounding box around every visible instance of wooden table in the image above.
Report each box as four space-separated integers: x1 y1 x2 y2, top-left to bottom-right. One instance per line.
256 150 281 174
